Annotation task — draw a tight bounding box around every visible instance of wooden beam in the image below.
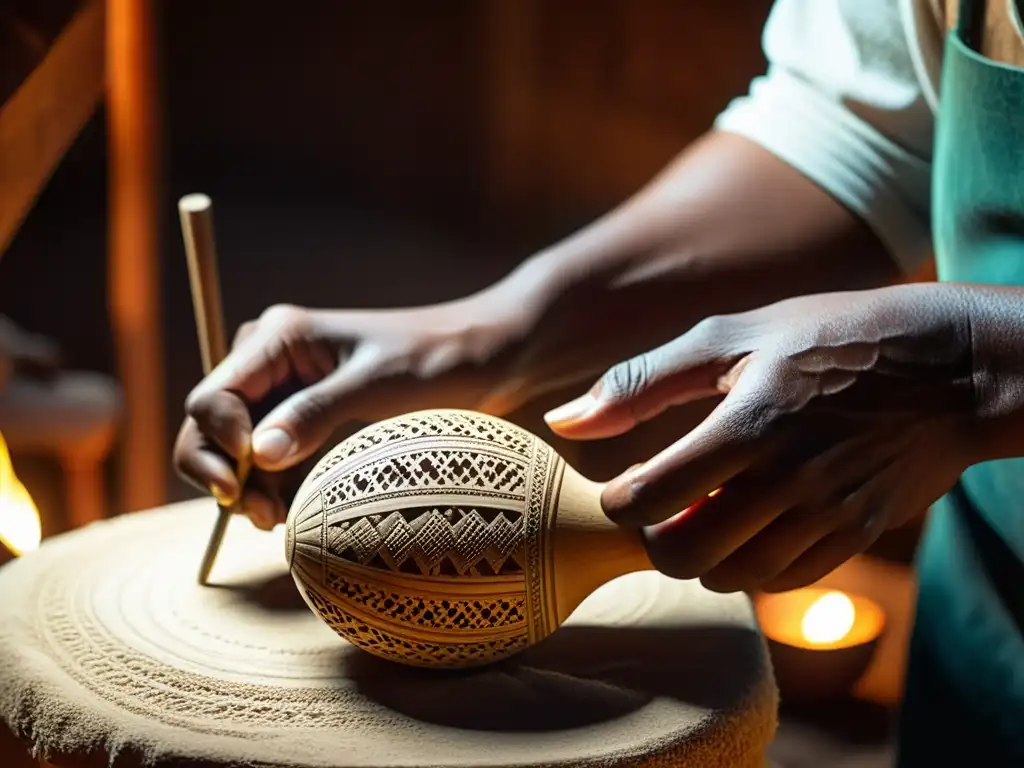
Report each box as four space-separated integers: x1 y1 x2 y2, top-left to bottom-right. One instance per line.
107 0 166 512
0 0 106 257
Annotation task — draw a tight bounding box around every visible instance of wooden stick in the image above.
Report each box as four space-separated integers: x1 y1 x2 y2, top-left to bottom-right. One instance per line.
178 194 250 585
179 194 227 372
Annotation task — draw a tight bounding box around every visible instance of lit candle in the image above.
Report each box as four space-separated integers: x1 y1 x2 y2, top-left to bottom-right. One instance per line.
0 430 41 559
754 587 885 700
801 591 856 646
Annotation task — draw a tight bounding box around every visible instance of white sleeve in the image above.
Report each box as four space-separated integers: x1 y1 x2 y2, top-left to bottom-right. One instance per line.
715 0 935 273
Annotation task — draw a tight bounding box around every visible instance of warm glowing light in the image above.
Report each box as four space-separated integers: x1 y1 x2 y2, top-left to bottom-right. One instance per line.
708 487 723 498
800 590 856 646
0 431 41 556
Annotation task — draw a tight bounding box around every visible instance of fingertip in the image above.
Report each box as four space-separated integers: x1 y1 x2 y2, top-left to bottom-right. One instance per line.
602 462 710 528
600 468 653 526
699 573 748 595
242 490 278 530
759 578 801 594
252 383 341 469
209 482 238 507
177 451 241 505
248 514 276 532
546 391 646 441
543 393 598 429
251 427 300 470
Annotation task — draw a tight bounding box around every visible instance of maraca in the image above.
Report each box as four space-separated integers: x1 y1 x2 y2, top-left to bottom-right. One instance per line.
285 408 653 669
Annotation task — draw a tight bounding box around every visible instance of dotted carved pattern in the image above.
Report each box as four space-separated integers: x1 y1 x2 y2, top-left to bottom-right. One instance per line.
321 449 527 509
301 581 529 667
326 508 525 577
323 567 527 632
309 410 534 482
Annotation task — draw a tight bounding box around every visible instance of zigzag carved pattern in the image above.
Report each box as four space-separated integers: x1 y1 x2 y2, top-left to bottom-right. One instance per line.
326 508 525 576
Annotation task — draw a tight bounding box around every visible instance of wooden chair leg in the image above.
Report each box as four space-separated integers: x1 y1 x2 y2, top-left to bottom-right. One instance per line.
107 0 166 513
59 452 107 529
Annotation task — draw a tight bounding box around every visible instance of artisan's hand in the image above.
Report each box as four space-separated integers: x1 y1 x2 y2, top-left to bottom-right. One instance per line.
545 283 984 593
174 298 531 529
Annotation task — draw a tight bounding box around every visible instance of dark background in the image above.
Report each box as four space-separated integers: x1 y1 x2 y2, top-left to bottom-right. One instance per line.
0 0 772 506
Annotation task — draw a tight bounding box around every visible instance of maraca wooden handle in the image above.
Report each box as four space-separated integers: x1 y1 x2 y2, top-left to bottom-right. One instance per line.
544 464 653 626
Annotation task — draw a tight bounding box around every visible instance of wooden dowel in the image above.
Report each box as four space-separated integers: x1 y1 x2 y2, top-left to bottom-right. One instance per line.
179 194 228 373
177 194 249 585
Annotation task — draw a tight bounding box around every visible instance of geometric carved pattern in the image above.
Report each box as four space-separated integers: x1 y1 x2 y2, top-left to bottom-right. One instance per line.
301 581 530 667
322 449 527 508
287 409 562 668
323 567 528 632
326 508 525 576
309 410 534 482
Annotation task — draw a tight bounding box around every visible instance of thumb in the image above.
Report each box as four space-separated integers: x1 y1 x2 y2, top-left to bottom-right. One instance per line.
250 351 377 471
543 316 741 440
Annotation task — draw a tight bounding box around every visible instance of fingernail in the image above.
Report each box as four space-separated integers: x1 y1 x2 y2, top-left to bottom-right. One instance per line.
252 428 295 463
544 393 599 427
209 483 235 507
248 512 275 531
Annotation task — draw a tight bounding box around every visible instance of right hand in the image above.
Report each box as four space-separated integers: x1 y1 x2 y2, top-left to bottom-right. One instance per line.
173 300 528 529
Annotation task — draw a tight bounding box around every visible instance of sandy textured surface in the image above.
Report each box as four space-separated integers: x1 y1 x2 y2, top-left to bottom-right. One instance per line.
0 499 777 767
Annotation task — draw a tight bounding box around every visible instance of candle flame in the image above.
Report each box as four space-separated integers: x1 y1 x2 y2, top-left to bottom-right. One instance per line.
800 590 855 645
0 430 41 556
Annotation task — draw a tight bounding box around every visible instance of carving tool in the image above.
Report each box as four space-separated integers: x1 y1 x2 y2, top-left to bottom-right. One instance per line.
178 193 250 585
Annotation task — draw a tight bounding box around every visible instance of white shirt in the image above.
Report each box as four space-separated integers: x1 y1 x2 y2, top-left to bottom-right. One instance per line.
715 0 946 273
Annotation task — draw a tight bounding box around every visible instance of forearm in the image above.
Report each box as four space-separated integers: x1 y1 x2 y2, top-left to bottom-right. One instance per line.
482 130 902 401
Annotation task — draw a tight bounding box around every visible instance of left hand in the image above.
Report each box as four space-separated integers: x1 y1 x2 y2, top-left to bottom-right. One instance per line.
544 283 982 593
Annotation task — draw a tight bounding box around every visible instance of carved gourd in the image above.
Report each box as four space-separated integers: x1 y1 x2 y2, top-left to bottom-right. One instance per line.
285 408 652 668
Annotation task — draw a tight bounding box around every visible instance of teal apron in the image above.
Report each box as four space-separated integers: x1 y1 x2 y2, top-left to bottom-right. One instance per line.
898 0 1024 764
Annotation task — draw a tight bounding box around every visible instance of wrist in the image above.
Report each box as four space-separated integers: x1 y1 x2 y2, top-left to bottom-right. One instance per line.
468 229 705 413
454 259 565 414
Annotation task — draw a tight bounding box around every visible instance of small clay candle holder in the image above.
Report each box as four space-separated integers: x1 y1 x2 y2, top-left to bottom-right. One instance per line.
754 587 885 701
